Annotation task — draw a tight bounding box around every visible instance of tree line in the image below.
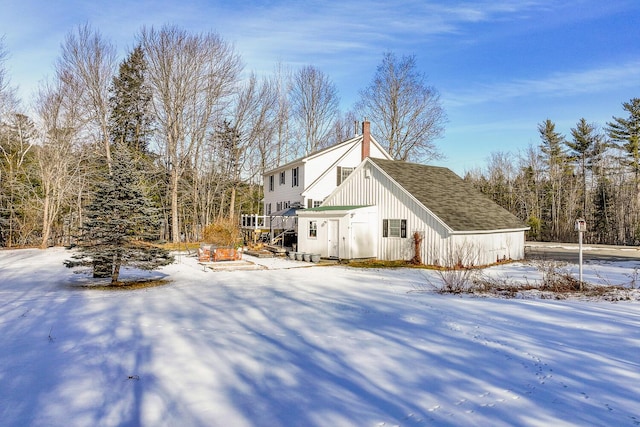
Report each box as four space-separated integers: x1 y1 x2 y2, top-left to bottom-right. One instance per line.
0 25 445 248
465 99 640 245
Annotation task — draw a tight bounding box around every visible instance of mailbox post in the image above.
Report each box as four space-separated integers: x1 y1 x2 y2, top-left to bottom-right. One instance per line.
575 218 586 288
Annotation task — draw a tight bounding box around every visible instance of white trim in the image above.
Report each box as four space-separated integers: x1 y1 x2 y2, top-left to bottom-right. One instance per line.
450 227 530 235
301 139 361 196
330 158 455 233
265 134 392 177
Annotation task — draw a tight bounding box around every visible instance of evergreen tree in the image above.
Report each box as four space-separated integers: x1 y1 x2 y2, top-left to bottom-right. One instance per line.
606 98 640 242
214 120 242 218
567 118 603 216
606 98 640 182
68 144 172 283
607 98 640 222
592 176 615 244
538 119 569 240
108 45 152 155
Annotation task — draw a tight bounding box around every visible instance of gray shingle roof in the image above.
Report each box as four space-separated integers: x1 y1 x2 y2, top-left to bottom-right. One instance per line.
370 158 527 231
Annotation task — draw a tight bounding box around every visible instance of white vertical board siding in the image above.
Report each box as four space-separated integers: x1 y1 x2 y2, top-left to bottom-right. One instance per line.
324 165 450 263
322 163 526 265
298 217 328 256
297 206 378 259
450 230 525 266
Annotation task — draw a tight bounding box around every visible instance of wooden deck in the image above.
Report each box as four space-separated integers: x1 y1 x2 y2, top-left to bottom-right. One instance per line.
263 244 289 256
243 249 274 258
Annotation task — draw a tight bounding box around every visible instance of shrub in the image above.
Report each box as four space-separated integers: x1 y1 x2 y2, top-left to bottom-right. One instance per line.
203 219 242 247
411 231 424 265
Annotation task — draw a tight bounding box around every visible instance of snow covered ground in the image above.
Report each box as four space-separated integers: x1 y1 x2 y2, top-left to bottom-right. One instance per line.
1 247 639 427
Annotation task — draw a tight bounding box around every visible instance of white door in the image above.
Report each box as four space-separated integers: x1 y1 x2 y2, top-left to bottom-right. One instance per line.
328 219 339 258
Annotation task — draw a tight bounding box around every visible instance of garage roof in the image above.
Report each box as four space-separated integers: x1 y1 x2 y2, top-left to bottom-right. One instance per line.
370 158 527 232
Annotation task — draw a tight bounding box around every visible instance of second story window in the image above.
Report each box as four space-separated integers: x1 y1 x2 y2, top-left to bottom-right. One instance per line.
292 167 299 187
279 171 286 185
337 166 354 185
269 175 274 192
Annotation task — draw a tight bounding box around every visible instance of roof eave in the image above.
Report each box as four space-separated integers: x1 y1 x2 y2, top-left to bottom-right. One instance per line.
449 227 530 235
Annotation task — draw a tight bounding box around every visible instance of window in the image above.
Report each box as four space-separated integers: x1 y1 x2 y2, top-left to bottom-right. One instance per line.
292 167 299 187
309 221 317 238
307 199 323 208
383 219 407 238
336 166 354 185
284 201 290 208
279 171 286 185
276 202 282 212
266 203 272 215
269 175 274 191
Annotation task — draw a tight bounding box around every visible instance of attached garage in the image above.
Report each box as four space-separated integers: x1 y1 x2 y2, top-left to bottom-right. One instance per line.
297 158 529 267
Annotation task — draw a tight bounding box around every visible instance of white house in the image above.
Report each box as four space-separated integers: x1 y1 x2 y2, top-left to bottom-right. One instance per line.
297 157 529 266
262 121 392 214
241 121 393 241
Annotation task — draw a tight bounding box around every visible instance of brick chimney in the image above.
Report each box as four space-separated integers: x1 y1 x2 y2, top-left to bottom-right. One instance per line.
361 120 371 161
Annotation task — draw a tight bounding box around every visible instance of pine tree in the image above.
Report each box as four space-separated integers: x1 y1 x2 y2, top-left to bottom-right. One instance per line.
592 177 615 244
538 119 569 240
567 118 603 216
68 145 172 283
606 98 640 239
607 98 640 182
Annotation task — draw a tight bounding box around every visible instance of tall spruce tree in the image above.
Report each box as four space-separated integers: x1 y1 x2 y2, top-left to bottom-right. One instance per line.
108 45 152 155
68 144 172 283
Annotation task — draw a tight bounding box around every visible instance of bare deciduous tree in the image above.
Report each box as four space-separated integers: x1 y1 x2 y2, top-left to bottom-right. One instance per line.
331 111 359 143
57 24 117 170
271 63 293 167
0 114 37 246
35 79 84 248
290 65 339 155
230 73 277 217
141 25 242 242
356 52 446 162
0 37 18 120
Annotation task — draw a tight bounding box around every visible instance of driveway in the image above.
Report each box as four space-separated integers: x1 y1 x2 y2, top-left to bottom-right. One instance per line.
525 241 640 263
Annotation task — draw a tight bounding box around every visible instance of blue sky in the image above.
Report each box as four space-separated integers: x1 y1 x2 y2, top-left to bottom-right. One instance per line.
1 0 639 174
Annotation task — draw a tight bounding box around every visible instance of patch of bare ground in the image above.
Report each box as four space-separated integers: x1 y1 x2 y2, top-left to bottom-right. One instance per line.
71 279 171 291
420 259 640 302
471 275 640 301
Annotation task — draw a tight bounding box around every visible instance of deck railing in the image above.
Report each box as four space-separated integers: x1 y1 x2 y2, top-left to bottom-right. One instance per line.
240 214 267 229
240 214 298 231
